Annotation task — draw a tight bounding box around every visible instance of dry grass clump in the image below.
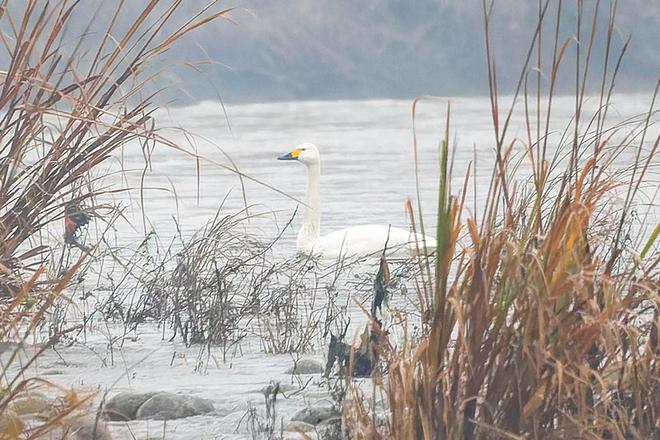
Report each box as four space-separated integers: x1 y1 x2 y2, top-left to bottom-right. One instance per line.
0 261 104 439
0 0 230 285
114 211 363 357
345 1 658 439
133 209 268 350
255 264 322 354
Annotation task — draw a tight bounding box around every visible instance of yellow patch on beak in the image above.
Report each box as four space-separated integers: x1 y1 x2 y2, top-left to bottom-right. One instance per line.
291 148 302 158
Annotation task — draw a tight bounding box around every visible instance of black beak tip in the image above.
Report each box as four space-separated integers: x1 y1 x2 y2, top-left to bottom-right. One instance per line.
277 152 295 161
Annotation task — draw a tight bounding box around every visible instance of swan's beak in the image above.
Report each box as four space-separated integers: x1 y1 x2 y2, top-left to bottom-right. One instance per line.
277 148 300 161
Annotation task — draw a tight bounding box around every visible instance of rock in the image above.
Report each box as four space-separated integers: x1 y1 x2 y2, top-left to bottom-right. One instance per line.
0 342 23 355
258 382 299 396
284 420 315 433
103 392 157 421
282 433 310 440
8 392 53 417
46 416 112 440
285 359 324 375
0 409 22 435
135 392 214 420
318 417 342 439
291 404 339 425
66 416 113 440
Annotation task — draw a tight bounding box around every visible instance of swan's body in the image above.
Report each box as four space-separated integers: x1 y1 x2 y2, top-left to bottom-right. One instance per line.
278 143 436 260
300 224 434 260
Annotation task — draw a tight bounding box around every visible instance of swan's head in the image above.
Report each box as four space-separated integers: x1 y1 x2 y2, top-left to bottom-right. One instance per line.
277 143 319 166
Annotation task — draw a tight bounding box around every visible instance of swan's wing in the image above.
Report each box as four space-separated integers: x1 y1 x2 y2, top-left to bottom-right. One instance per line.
312 225 435 260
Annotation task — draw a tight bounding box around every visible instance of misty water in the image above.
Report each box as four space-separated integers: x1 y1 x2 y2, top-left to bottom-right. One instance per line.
108 94 657 250
12 95 658 439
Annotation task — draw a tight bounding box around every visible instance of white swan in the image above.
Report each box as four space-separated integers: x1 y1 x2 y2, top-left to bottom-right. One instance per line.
278 143 436 260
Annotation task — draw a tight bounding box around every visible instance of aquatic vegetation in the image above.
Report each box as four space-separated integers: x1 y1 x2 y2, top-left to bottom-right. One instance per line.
0 0 656 439
0 0 231 437
345 1 659 439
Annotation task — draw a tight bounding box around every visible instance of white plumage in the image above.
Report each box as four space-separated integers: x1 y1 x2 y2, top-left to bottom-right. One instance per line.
278 143 436 260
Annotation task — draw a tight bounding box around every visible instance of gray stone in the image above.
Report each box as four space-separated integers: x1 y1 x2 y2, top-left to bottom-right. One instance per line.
49 416 112 440
8 392 53 417
284 420 315 433
135 392 214 420
0 409 20 434
258 382 299 396
103 392 157 421
318 417 342 439
291 404 339 425
0 342 22 355
68 416 113 440
285 358 324 375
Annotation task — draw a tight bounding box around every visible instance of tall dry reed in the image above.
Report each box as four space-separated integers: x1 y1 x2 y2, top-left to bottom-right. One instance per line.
0 1 231 437
346 1 658 439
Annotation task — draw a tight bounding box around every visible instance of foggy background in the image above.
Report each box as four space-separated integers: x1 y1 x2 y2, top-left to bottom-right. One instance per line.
4 1 659 103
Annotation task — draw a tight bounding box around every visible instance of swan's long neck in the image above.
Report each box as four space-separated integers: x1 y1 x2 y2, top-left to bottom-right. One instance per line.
297 162 321 251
